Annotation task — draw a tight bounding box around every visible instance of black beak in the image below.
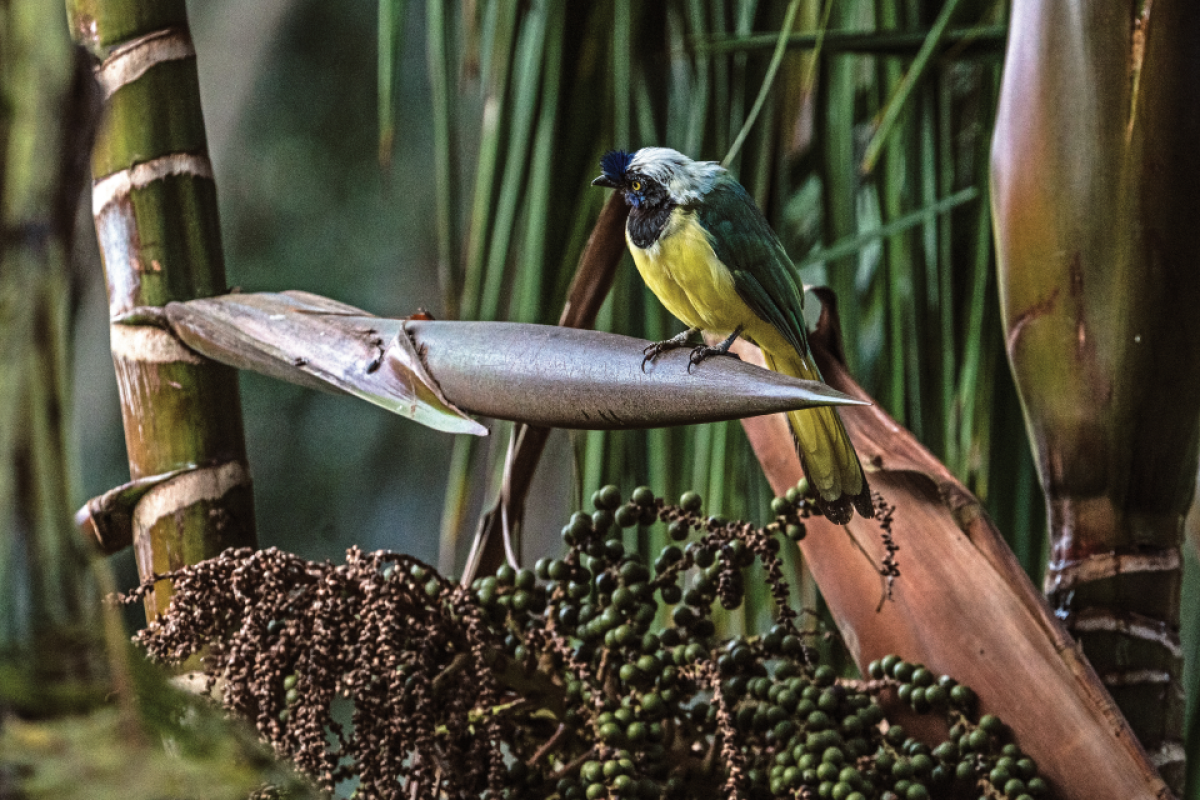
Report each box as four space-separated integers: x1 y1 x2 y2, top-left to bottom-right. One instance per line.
592 174 620 189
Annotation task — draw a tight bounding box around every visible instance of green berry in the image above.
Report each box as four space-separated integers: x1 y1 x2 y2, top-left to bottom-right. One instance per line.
592 510 615 532
950 684 975 708
594 485 619 510
548 559 570 581
966 728 989 751
599 722 624 743
632 486 655 506
680 491 702 512
932 742 958 762
615 505 640 528
1004 779 1027 796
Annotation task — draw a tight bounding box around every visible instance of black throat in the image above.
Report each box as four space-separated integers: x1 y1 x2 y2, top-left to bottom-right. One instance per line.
627 201 676 249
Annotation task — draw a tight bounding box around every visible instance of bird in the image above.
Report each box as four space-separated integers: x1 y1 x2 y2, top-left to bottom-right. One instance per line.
592 147 873 523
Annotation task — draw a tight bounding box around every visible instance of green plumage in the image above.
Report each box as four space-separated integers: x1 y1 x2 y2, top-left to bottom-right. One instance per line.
692 177 873 523
693 177 812 359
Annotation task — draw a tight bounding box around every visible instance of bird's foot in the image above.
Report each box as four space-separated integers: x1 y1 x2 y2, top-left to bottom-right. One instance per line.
687 326 744 373
642 328 700 371
687 344 741 371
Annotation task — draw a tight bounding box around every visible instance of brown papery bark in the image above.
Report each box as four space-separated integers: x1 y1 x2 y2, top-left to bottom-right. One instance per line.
734 294 1172 800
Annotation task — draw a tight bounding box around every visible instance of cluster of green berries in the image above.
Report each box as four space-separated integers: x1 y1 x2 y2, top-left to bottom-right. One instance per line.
465 485 1045 800
866 655 1048 800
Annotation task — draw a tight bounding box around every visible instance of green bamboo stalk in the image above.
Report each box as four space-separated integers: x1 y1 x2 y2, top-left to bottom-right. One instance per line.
426 0 460 318
814 3 862 377
478 0 548 323
459 0 519 322
859 0 965 174
377 0 407 168
66 0 256 621
992 1 1200 789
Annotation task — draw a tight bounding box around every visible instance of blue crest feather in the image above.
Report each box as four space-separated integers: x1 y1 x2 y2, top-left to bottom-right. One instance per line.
600 150 633 182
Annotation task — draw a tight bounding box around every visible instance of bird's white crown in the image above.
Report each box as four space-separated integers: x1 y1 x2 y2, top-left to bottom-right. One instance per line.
629 147 725 205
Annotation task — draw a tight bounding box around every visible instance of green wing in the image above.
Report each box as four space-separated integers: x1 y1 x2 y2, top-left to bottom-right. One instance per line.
692 176 811 358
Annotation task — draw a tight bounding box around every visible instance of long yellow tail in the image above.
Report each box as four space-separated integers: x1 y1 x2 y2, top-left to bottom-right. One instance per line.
762 347 873 523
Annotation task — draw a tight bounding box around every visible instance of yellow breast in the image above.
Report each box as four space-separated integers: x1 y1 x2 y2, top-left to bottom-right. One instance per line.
628 209 736 332
627 208 784 350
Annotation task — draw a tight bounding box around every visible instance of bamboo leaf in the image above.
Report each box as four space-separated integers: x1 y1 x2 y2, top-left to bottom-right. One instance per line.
377 0 407 168
860 0 966 174
698 25 1007 56
722 0 802 166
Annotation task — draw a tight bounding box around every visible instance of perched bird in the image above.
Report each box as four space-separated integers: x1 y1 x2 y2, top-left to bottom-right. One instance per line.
592 147 873 523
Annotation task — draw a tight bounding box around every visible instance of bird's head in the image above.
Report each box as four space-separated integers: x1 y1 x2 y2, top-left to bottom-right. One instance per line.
592 147 723 210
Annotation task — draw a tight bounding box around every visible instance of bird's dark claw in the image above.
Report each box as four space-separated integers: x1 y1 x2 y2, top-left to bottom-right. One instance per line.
641 344 665 372
641 328 699 372
687 344 741 372
686 325 744 372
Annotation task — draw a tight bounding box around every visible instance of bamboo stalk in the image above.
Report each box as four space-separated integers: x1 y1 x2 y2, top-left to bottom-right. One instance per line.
991 1 1200 790
66 0 256 620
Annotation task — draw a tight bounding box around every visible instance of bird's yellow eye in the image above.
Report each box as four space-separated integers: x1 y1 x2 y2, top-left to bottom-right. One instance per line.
631 180 642 192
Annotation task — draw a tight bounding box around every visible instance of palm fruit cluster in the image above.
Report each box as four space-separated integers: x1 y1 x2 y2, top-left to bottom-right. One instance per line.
129 483 1048 800
469 484 1048 800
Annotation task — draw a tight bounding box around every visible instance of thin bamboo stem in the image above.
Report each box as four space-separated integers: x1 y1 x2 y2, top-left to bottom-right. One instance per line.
66 0 256 620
